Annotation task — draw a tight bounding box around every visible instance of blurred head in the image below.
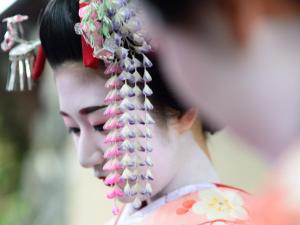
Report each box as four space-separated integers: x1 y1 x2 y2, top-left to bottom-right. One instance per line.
39 0 214 201
144 0 300 156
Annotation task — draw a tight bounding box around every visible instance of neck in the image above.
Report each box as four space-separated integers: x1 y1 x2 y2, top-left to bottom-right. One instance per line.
152 130 219 201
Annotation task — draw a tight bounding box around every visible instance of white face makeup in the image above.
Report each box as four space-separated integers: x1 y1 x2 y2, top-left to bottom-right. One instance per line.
54 62 193 202
55 63 109 170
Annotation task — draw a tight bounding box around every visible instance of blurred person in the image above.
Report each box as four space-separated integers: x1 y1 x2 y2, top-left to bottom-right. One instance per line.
247 142 300 225
143 0 300 158
143 1 300 224
37 0 255 224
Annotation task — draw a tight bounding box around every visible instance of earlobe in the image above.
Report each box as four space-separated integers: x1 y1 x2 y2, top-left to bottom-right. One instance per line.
176 109 198 134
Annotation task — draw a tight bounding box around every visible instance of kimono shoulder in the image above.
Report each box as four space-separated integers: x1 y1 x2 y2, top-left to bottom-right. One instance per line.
139 184 252 225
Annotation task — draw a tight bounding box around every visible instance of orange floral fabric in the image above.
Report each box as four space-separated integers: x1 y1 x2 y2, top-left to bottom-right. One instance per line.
139 184 252 225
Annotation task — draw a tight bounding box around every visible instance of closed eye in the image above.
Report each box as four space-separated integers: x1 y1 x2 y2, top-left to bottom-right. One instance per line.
93 124 105 132
68 127 80 135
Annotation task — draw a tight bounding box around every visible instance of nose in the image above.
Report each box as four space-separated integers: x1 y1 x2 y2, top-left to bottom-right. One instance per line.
77 129 104 168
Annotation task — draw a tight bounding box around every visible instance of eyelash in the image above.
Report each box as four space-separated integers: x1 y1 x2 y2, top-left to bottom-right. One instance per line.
68 127 80 135
93 124 105 132
68 124 105 135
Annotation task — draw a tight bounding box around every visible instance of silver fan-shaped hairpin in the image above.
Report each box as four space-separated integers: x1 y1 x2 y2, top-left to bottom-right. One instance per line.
6 40 40 91
1 15 40 91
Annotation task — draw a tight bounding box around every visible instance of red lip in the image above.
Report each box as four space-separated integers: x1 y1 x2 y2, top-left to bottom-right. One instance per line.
98 176 113 187
98 176 106 181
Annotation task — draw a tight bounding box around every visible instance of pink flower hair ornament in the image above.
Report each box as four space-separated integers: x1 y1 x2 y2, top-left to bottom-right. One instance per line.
75 0 155 215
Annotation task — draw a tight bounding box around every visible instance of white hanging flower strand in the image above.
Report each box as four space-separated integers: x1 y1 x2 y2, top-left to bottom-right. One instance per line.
75 0 154 215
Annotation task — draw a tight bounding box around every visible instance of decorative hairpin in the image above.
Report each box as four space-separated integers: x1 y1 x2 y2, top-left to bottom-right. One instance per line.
1 15 45 91
75 0 154 215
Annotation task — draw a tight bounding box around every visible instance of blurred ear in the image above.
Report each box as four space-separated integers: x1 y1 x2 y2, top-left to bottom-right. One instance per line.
220 0 263 46
176 109 198 134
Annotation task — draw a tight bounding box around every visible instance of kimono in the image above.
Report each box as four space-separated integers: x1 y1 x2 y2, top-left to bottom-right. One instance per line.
108 183 252 225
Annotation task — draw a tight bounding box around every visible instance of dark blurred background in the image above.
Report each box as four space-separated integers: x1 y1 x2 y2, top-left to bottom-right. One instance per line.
0 1 68 225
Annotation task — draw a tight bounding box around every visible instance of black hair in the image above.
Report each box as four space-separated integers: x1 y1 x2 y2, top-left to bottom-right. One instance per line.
40 0 216 133
40 0 82 68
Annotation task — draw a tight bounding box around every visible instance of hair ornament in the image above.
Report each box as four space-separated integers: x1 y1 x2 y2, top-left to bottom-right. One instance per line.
105 75 122 88
103 104 122 117
132 182 142 195
121 125 136 139
143 84 153 96
76 0 154 214
143 98 154 111
123 181 132 196
121 167 132 179
145 169 154 180
133 159 144 167
1 15 45 91
104 172 122 186
104 90 122 103
145 142 153 152
145 113 155 124
104 63 122 75
142 182 152 197
112 206 121 216
103 158 123 171
120 97 136 111
104 117 123 130
118 70 132 81
132 197 142 209
107 187 124 199
121 154 134 167
119 111 136 125
143 69 152 82
145 155 153 167
120 82 135 97
104 144 123 159
132 70 143 83
120 139 135 153
104 130 124 144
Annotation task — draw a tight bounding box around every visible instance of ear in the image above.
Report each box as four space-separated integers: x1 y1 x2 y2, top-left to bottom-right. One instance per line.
176 109 198 134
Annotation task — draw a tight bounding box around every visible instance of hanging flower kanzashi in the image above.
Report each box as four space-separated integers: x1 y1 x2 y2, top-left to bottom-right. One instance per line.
75 0 154 215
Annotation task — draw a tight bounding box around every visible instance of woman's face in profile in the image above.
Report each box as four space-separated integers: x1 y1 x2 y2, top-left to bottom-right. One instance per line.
53 62 183 202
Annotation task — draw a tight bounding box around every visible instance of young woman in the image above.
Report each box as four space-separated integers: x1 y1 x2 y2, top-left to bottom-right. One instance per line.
39 0 252 224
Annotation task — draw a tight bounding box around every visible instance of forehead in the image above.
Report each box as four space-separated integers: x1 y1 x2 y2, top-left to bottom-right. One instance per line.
54 62 108 112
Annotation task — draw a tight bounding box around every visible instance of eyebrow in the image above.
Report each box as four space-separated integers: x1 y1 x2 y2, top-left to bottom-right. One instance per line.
59 105 106 117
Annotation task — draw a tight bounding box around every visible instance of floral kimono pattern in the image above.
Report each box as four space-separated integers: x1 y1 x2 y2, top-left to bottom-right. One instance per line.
138 184 252 225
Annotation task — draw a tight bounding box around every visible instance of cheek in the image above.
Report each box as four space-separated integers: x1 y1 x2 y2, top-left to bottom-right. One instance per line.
69 129 106 154
70 133 80 148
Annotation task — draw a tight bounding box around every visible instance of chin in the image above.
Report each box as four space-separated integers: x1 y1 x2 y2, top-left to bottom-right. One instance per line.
117 196 134 203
